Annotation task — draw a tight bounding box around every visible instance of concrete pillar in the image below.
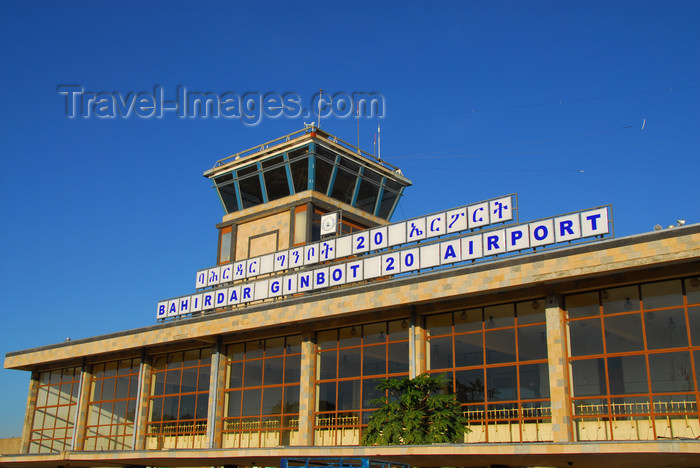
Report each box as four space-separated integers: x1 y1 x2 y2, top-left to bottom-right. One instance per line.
20 372 40 453
414 312 427 376
297 332 317 445
545 294 574 442
70 362 91 450
208 338 226 448
133 356 152 450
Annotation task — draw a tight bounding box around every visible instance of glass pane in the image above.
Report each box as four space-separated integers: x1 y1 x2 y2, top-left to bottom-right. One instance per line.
571 358 606 397
317 382 336 411
519 363 550 399
181 367 198 393
228 343 245 361
241 389 262 417
486 366 517 401
264 165 291 201
484 304 514 328
284 386 300 413
387 319 409 341
429 336 453 370
377 188 398 219
338 326 361 347
607 355 648 395
602 286 639 314
243 360 263 387
179 394 196 419
319 350 337 380
239 175 264 208
569 318 603 356
339 348 362 378
362 345 386 376
228 362 243 389
518 325 547 361
426 312 452 336
641 280 683 309
220 230 231 263
195 394 208 420
644 308 688 349
262 387 283 415
455 308 482 333
286 335 302 354
337 380 360 411
455 369 485 403
290 157 309 193
198 364 210 392
648 352 693 393
566 292 599 318
485 329 516 364
387 342 409 374
454 333 483 367
604 314 643 353
284 355 301 383
255 359 280 388
226 390 241 418
314 156 334 195
363 322 386 344
355 177 380 213
331 168 358 204
688 306 700 347
162 396 179 421
362 378 384 409
685 277 700 305
266 337 285 356
517 299 546 324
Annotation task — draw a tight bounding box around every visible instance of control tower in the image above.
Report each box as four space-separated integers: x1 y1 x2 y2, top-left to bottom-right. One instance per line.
203 126 412 265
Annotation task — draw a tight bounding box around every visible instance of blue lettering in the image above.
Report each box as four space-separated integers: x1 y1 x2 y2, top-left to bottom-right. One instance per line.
193 296 200 308
493 200 509 219
430 218 441 233
277 254 286 267
409 222 424 238
307 246 316 261
179 299 189 311
349 264 360 279
204 295 212 306
465 240 475 255
248 261 258 273
473 207 484 223
332 268 343 281
316 271 326 285
229 289 239 302
158 304 166 316
236 264 244 276
487 235 500 250
216 292 226 305
586 213 602 231
356 235 366 250
386 257 395 271
197 272 205 285
374 232 383 245
300 274 311 289
169 303 177 314
271 280 280 293
448 212 464 229
243 287 252 299
443 244 457 260
292 250 300 264
404 252 414 267
534 225 548 241
510 230 523 246
209 270 219 283
221 266 231 280
560 220 574 236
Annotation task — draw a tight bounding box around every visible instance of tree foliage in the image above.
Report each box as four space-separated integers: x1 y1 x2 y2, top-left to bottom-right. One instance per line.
361 373 469 446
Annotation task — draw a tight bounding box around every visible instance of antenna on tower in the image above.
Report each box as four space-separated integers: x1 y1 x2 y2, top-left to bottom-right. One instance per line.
317 89 324 128
377 124 381 160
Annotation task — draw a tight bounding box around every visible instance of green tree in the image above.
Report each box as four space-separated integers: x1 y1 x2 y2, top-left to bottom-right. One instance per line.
361 373 469 445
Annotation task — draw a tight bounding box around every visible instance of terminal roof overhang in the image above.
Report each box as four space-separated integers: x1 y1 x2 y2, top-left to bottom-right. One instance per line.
203 127 412 220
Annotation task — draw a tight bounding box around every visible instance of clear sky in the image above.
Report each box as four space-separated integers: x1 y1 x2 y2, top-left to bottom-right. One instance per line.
1 0 698 438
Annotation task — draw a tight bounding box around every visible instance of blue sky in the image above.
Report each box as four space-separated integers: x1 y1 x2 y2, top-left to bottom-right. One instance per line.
0 1 698 438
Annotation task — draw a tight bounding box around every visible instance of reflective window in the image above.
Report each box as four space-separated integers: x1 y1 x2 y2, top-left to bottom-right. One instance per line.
566 278 700 441
146 348 211 449
28 367 80 453
314 320 409 445
83 359 139 451
222 335 301 448
426 299 550 443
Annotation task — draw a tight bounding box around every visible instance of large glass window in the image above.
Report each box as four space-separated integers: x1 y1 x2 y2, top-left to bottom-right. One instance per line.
28 367 80 453
146 348 211 449
567 277 700 441
222 335 302 448
314 320 409 445
83 359 139 450
426 299 551 443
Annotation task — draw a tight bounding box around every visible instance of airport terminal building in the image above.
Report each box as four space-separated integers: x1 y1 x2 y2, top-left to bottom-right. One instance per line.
3 127 700 467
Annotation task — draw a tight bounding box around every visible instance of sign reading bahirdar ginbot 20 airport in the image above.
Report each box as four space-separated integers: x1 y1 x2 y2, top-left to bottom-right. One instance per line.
157 194 612 320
